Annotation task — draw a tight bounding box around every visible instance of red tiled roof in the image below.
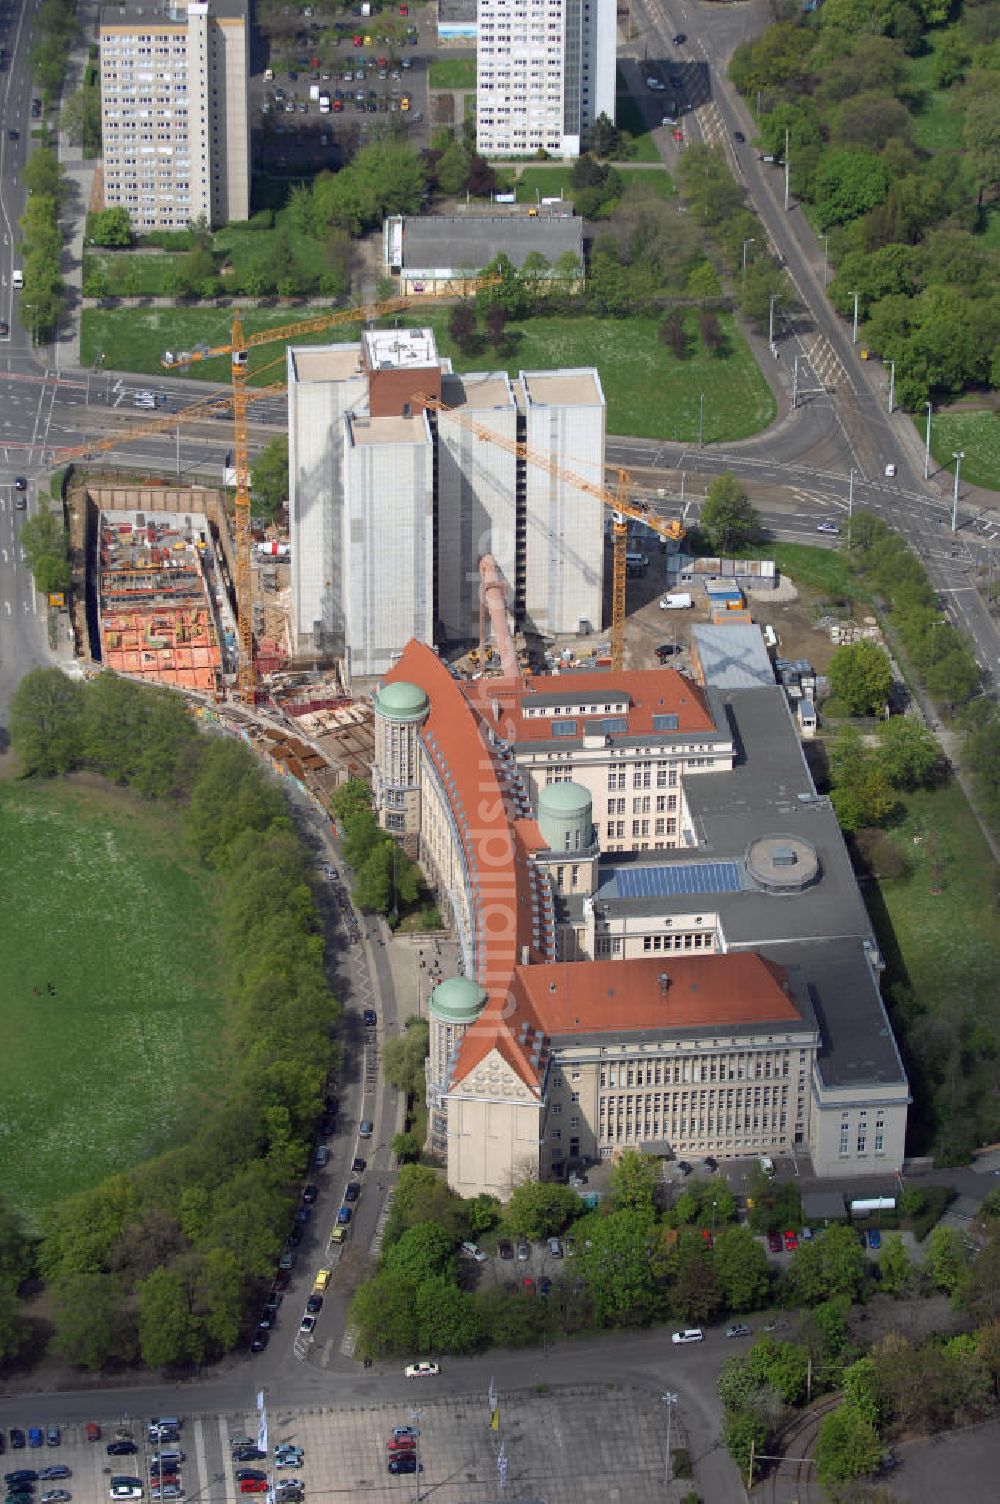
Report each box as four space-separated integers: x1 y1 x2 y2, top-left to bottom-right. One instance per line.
384 642 545 1092
465 667 716 744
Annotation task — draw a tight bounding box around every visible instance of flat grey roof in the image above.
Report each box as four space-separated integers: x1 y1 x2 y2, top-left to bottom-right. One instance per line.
397 214 582 273
441 371 515 412
289 344 361 384
438 0 477 20
802 1190 847 1221
692 623 775 689
347 413 430 447
595 687 877 953
765 939 907 1092
522 369 603 408
101 0 246 23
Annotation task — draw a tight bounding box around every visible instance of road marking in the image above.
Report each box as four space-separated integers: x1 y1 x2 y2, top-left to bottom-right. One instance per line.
217 1417 236 1504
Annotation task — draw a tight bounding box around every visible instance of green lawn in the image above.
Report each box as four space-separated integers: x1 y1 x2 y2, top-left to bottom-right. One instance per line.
978 205 1000 251
916 408 1000 493
0 779 226 1224
429 57 476 89
761 542 867 602
82 305 776 442
513 165 674 205
906 46 965 153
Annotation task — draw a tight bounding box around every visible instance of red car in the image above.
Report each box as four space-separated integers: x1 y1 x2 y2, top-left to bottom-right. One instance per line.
399 3 409 12
766 1231 783 1253
352 33 362 45
783 1230 798 1252
240 1484 268 1495
386 1438 416 1453
701 1229 713 1248
86 1425 102 1444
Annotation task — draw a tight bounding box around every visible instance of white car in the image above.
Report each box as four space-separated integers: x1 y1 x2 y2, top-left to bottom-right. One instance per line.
884 463 897 478
298 1314 316 1335
672 1328 704 1345
816 521 840 535
110 1485 144 1501
405 1360 441 1378
461 1241 487 1262
646 77 665 90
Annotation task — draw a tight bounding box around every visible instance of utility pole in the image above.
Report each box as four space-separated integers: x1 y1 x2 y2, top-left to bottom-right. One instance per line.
887 360 895 415
924 402 932 481
783 127 790 211
747 1438 755 1495
952 451 964 534
661 1392 677 1489
848 468 855 523
768 294 777 357
851 291 860 344
820 233 829 287
742 237 756 289
792 355 799 410
698 393 705 449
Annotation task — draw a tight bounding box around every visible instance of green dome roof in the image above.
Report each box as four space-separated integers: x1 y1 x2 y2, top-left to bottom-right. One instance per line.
428 976 487 1024
537 782 591 819
376 680 429 722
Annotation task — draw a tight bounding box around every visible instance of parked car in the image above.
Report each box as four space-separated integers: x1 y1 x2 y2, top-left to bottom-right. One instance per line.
313 1145 329 1168
239 1484 267 1495
387 1458 421 1475
344 1183 360 1203
783 1230 798 1252
404 1361 440 1378
39 1468 70 1480
461 1241 487 1262
868 1228 882 1250
231 1449 265 1464
150 1489 183 1501
10 1434 25 1451
27 1435 43 1451
702 1156 719 1172
676 1160 693 1176
107 1445 137 1458
42 1491 72 1502
672 1329 704 1345
516 1240 529 1261
498 1239 514 1260
359 1120 373 1138
386 1438 416 1453
44 1433 59 1451
298 1314 316 1335
305 1293 323 1314
351 1157 366 1174
363 1009 377 1026
547 1237 562 1258
234 1474 266 1485
391 1427 419 1441
726 1324 751 1339
249 1329 269 1353
85 1428 101 1446
301 1184 318 1205
672 31 686 43
5 1474 39 1487
109 1484 143 1501
766 1231 783 1253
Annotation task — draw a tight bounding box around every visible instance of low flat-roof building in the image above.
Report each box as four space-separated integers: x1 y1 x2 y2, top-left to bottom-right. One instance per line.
384 214 584 295
690 623 776 691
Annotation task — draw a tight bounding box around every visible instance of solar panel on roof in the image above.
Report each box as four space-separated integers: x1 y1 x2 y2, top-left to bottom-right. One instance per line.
615 862 742 899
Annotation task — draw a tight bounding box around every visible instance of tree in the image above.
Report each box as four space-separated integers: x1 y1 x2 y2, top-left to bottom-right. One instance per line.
588 112 621 158
436 140 471 196
448 300 478 353
61 86 102 153
877 1232 914 1295
659 308 689 357
467 154 497 197
785 1223 867 1305
485 301 508 350
88 206 134 247
828 640 894 716
138 1266 204 1369
350 1270 418 1356
714 1226 770 1312
249 435 288 521
23 148 65 204
699 310 723 353
609 1149 660 1215
575 1209 659 1325
504 1181 581 1240
675 1242 724 1323
384 1164 469 1245
876 716 940 789
927 1224 966 1293
700 473 759 552
384 1221 457 1286
813 149 891 229
53 1272 135 1370
9 667 84 776
723 1410 767 1476
414 1274 482 1352
814 1403 883 1485
383 1017 430 1099
331 777 373 824
746 1337 810 1404
963 84 1000 208
0 1278 27 1364
17 503 70 595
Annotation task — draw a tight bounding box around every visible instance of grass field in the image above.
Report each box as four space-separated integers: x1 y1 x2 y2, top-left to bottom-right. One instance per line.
82 306 776 442
429 57 476 89
917 408 1000 493
764 542 867 602
0 778 226 1224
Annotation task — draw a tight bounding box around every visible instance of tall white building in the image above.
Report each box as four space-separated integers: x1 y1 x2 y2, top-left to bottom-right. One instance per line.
476 0 617 159
286 329 605 674
99 0 249 232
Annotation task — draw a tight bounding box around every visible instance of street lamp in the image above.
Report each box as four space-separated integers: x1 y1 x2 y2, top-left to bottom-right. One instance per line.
887 360 895 415
820 233 829 287
698 392 705 449
924 402 933 481
850 291 860 344
661 1392 678 1488
951 451 964 534
742 237 756 289
768 293 778 357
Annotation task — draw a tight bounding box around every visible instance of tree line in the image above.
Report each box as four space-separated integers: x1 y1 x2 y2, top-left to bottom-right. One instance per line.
19 147 66 343
6 669 341 1370
730 0 1000 408
330 778 438 925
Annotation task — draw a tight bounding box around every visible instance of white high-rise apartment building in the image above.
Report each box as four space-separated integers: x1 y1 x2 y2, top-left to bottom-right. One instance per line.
476 0 616 159
99 0 249 232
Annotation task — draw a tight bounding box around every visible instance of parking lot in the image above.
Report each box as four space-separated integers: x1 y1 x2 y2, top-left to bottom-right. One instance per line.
2 1390 683 1504
251 2 432 173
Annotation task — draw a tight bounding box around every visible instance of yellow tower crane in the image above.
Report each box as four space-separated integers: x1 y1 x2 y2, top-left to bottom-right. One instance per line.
158 282 492 702
415 393 684 672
